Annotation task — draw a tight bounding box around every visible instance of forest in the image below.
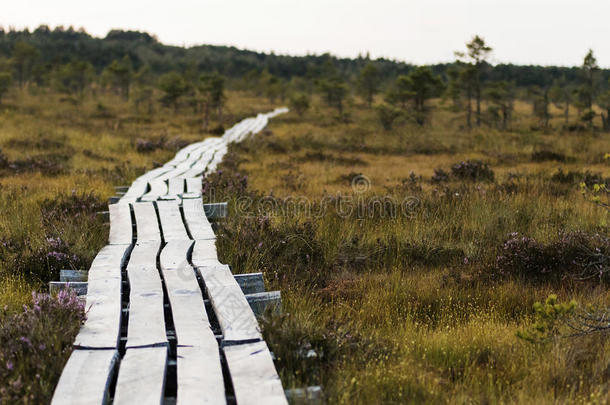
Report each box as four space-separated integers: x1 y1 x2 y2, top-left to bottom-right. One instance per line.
2 26 610 132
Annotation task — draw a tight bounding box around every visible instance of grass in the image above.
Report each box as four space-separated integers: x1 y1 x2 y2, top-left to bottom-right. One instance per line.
0 86 608 403
212 97 609 403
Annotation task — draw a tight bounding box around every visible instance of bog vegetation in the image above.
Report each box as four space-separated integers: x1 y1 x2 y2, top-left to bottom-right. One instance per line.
0 28 608 403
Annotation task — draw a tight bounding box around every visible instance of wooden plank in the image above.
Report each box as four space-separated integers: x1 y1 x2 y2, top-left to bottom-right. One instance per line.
51 349 118 405
180 163 207 179
114 346 167 405
132 202 161 242
185 177 202 194
205 145 228 174
159 240 226 403
179 149 217 178
176 345 226 405
60 269 88 282
109 203 133 245
196 264 262 343
182 198 215 240
138 166 174 182
224 341 287 405
234 273 265 294
74 244 130 349
126 241 167 348
191 239 220 267
159 240 211 346
180 192 202 199
157 200 190 241
165 141 205 167
159 162 193 182
168 177 185 196
141 178 168 202
49 281 88 296
120 180 148 203
246 291 281 317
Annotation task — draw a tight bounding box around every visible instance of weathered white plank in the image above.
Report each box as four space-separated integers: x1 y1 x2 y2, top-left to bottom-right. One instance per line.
180 163 207 179
165 141 205 167
176 345 226 405
157 200 190 241
109 203 133 245
114 346 167 405
182 198 215 240
159 163 193 182
51 349 118 405
196 264 261 343
132 202 161 242
159 240 226 403
205 145 228 174
74 244 130 349
191 239 221 267
120 180 148 203
224 341 287 405
185 177 202 194
141 178 168 202
159 240 211 346
138 166 175 182
168 177 185 196
126 241 167 348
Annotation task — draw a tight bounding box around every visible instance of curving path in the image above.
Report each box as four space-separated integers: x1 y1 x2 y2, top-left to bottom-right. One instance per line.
51 108 289 405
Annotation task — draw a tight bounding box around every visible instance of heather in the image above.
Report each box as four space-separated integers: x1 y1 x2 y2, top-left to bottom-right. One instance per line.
0 290 84 404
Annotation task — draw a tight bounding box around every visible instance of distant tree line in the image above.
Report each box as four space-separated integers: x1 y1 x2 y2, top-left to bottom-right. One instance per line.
1 26 610 131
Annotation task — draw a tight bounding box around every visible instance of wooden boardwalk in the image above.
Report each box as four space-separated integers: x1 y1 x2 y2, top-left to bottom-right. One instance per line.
52 109 288 405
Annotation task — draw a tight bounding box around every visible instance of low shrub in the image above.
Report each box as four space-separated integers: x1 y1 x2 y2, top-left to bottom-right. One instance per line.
201 169 251 202
40 191 106 224
216 215 327 286
210 124 225 135
261 312 388 387
431 168 450 183
496 231 610 282
450 160 495 182
0 149 9 168
334 171 363 186
135 136 189 153
0 290 84 404
300 151 367 166
1 234 88 283
531 150 567 162
281 171 306 191
1 153 70 176
551 169 609 187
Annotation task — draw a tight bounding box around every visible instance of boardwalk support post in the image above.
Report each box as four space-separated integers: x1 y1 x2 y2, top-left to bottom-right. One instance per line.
203 202 228 219
59 269 88 282
234 272 265 294
49 281 88 296
246 291 281 316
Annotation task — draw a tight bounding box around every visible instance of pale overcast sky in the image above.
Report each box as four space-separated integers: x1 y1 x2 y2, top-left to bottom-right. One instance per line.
3 0 607 67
